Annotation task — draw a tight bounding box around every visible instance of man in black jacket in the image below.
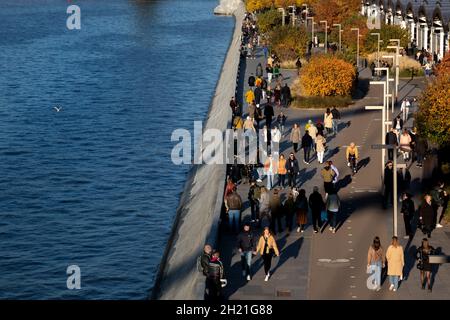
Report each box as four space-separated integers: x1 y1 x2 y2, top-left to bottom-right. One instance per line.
248 74 255 90
264 103 274 129
287 153 300 187
331 106 341 135
301 131 313 164
383 161 394 208
385 128 398 161
401 193 415 239
281 83 291 108
206 251 225 302
309 186 325 233
254 86 262 108
200 244 212 276
236 224 255 281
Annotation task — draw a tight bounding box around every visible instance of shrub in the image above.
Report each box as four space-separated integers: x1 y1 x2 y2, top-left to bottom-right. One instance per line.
416 74 450 147
298 55 356 96
291 95 353 109
435 53 450 77
268 25 309 60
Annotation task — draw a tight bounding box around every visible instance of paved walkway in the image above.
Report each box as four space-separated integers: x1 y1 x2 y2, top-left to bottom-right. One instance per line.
218 46 450 300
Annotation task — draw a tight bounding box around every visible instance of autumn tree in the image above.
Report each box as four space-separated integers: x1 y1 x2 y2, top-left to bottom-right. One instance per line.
416 74 450 146
435 53 450 77
257 8 282 34
312 0 360 26
299 55 356 96
269 25 309 60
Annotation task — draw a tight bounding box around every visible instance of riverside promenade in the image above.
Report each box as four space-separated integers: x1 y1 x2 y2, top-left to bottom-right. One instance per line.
219 44 450 300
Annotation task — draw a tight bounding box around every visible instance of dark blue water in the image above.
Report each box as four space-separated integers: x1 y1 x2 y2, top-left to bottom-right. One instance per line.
0 0 233 299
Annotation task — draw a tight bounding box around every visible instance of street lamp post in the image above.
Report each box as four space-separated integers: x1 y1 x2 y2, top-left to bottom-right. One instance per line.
370 32 382 71
320 20 328 53
306 17 315 47
333 24 342 52
388 39 401 104
288 5 296 26
365 81 387 179
371 144 406 237
375 66 395 120
278 8 286 27
382 55 396 114
351 28 360 69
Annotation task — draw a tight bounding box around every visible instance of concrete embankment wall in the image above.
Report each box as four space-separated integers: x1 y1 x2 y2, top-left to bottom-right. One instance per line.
151 2 245 300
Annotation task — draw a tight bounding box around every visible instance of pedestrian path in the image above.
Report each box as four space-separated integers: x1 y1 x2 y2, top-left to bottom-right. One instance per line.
218 44 450 300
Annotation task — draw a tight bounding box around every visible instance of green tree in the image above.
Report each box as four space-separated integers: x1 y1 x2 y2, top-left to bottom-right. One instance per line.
257 8 282 34
268 25 309 60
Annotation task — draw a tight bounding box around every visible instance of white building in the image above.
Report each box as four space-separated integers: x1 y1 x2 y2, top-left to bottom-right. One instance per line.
361 0 449 58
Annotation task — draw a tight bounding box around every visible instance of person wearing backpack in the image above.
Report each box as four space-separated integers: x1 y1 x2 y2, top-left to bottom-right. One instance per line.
198 244 212 276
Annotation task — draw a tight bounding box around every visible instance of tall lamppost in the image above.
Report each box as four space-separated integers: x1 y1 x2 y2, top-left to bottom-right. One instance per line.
382 55 396 114
351 28 360 69
288 5 296 26
320 20 328 53
278 8 286 27
306 17 315 46
365 81 387 179
333 23 342 52
370 32 383 70
388 39 401 103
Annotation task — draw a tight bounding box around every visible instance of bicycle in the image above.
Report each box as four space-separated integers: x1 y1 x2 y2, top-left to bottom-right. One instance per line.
348 155 358 175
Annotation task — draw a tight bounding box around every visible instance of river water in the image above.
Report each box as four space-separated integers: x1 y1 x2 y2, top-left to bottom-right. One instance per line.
0 0 233 299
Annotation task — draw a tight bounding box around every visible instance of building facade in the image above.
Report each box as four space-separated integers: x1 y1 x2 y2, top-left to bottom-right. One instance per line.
361 0 449 59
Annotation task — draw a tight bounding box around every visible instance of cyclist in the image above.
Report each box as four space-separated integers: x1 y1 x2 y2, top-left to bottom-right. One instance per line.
346 142 359 174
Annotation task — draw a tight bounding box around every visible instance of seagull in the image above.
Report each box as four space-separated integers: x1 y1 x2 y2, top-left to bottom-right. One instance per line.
54 106 63 112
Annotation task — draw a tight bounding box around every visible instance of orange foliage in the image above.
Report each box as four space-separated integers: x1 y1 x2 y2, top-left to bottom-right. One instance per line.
435 53 450 77
299 55 356 96
313 0 360 26
416 74 450 146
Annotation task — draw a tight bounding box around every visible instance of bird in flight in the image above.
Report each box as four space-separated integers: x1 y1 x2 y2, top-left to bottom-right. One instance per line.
54 106 63 112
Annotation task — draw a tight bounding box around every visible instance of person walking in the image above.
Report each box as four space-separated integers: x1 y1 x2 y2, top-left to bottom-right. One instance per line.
295 188 308 233
200 244 212 276
245 89 255 106
248 74 256 89
273 84 281 108
270 188 283 234
315 133 326 164
326 192 340 233
306 120 318 152
237 224 256 281
225 187 242 234
229 96 238 118
367 236 385 291
301 130 313 164
383 161 394 208
276 112 287 136
266 64 273 83
290 123 301 153
264 154 276 190
281 83 291 108
256 63 263 78
309 186 325 233
415 134 428 168
328 160 339 188
393 115 403 133
321 162 336 195
284 191 296 233
399 129 412 161
264 103 274 129
206 250 225 302
271 126 281 156
416 238 435 292
324 108 333 136
330 106 341 135
243 116 256 134
254 85 263 108
430 182 445 229
386 236 404 292
419 194 435 238
248 180 260 222
277 154 287 188
400 98 410 123
385 128 398 161
287 153 299 188
255 227 280 282
401 192 415 239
